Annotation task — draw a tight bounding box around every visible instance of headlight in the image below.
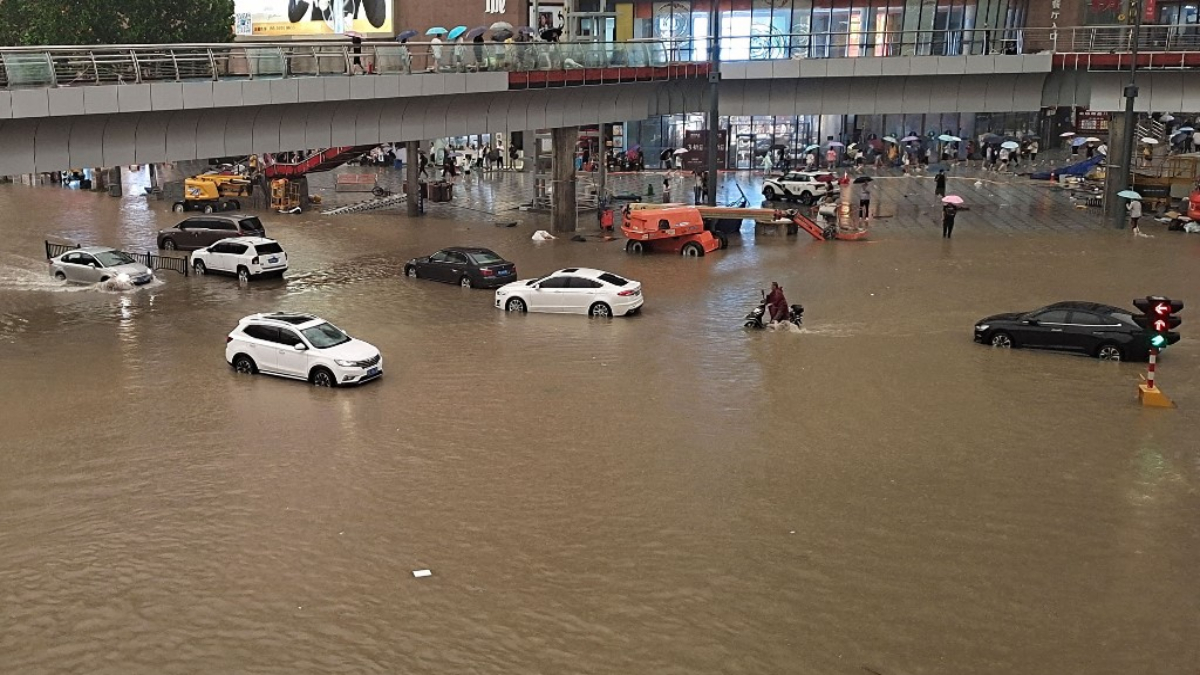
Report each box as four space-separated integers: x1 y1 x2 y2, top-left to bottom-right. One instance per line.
975 324 989 332
334 359 356 367
116 273 131 283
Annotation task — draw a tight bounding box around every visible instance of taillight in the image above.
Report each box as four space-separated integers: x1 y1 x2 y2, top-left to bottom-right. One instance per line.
251 256 259 264
481 269 495 276
618 289 637 296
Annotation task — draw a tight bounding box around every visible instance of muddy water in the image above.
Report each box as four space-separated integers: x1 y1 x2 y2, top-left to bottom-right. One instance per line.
1 172 1198 675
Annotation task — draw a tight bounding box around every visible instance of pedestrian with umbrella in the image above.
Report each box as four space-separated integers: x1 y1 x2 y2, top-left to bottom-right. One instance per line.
854 175 873 219
935 169 947 197
941 195 963 238
1120 190 1144 236
426 27 448 71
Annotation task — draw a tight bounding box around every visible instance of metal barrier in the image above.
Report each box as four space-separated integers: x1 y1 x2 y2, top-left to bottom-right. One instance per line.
128 251 190 276
4 25 1200 91
44 240 80 259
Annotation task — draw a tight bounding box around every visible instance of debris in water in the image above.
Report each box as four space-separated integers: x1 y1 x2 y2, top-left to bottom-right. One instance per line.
413 569 432 578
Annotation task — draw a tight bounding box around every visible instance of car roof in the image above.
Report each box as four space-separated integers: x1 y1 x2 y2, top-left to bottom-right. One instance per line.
442 246 496 254
183 213 258 221
243 312 323 328
214 236 278 245
1045 301 1127 313
75 246 118 254
549 267 613 279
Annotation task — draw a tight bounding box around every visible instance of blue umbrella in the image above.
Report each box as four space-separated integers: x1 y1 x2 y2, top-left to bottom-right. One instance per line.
465 26 488 40
425 27 448 36
396 29 418 41
447 26 468 40
1177 126 1195 133
1117 190 1142 200
803 144 819 152
1071 136 1089 147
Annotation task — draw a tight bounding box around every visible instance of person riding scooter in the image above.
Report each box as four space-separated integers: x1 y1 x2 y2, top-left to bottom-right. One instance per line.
766 282 789 324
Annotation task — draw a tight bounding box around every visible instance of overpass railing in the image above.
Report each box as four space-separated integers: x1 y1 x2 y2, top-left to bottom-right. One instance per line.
2 25 1199 90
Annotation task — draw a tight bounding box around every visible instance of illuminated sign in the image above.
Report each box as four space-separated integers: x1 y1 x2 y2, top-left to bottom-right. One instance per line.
233 0 394 38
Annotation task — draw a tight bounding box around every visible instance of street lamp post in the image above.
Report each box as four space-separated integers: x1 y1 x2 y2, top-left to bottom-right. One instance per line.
1109 0 1144 228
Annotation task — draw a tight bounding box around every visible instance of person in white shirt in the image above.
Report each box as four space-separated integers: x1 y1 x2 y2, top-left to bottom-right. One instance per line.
430 35 443 71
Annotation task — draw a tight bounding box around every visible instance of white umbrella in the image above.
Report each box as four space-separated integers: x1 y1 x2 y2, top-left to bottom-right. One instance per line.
1085 136 1101 143
882 136 898 143
490 21 513 31
1142 137 1160 145
1161 113 1176 122
1097 144 1108 155
1059 131 1076 137
1001 140 1020 150
672 147 689 155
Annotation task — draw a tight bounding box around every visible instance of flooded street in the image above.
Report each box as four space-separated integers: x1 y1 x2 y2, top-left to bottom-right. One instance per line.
1 170 1198 675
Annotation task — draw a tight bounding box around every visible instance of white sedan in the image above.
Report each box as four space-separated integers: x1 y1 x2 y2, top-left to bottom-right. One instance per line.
495 268 643 318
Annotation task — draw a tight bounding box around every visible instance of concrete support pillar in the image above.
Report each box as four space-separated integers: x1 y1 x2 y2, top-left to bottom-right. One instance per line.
551 126 578 233
405 140 420 216
91 167 106 190
1106 110 1131 228
107 166 123 197
523 130 535 172
597 124 607 202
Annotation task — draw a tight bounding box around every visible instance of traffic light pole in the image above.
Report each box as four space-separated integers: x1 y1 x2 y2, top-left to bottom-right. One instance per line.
1109 4 1143 229
1139 347 1172 407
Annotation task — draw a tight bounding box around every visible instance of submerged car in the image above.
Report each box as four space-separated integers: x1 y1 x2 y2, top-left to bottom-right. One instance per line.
226 312 382 387
495 268 643 318
157 214 266 251
191 237 288 282
973 301 1169 362
49 247 153 285
404 247 516 289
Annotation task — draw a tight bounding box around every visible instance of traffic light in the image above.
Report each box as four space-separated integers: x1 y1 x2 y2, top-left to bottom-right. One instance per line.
1133 296 1183 349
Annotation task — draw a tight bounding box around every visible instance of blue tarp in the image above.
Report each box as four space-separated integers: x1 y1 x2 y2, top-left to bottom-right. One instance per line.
1030 154 1104 180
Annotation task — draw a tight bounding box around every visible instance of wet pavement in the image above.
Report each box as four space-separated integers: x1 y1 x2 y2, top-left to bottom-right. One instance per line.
1 166 1198 675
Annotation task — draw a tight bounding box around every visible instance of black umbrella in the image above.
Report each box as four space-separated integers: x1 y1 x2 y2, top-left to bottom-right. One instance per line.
982 133 1002 143
396 29 418 41
660 149 673 161
540 27 563 42
492 29 513 41
465 26 488 40
853 176 873 184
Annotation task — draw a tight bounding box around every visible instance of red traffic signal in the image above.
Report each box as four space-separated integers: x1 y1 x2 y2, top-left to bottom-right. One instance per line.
1134 296 1184 316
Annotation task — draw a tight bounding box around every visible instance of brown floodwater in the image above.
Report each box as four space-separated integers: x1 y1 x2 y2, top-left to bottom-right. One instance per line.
1 170 1198 675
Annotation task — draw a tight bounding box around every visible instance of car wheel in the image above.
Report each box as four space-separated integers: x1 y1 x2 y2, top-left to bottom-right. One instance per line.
800 192 814 205
681 241 705 257
625 240 646 254
237 267 250 284
505 297 527 313
230 200 241 210
989 331 1016 349
763 187 776 200
405 265 418 278
460 276 473 288
172 203 186 213
311 367 336 387
54 271 66 281
1096 343 1123 361
162 238 177 251
193 260 207 275
202 204 215 214
232 354 257 374
715 232 729 249
589 302 612 318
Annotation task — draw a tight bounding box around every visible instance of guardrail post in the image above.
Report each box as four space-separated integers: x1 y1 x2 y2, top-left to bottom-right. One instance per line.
208 49 218 81
130 49 142 84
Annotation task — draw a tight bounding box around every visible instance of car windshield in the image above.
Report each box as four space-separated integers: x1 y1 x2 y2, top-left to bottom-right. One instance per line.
468 251 504 265
94 250 135 267
598 273 629 287
301 322 351 349
239 217 265 232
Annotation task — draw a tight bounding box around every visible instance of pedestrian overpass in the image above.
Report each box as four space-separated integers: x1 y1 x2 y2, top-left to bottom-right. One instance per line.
1 25 1198 176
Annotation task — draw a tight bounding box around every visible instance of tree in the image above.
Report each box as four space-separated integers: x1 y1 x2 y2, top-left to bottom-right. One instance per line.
0 0 235 46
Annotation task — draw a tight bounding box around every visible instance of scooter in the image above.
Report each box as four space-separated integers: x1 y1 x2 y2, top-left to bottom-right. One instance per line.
743 291 804 329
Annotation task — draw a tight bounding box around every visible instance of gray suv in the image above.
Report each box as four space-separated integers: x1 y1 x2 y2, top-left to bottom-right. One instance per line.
157 214 266 251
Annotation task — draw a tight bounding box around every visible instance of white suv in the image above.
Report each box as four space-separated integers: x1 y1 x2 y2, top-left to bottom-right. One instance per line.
191 237 288 283
225 312 383 387
762 171 839 204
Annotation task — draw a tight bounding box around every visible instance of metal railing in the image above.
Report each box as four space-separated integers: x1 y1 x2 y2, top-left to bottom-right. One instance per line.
3 25 1200 90
43 240 189 275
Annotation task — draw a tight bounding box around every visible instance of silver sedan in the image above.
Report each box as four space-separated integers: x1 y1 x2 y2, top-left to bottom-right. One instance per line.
49 247 154 285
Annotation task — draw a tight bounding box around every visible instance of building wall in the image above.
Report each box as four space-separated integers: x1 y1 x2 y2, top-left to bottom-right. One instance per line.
397 0 525 39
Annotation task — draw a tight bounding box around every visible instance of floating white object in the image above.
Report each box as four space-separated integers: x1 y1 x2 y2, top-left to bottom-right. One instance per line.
531 230 556 241
413 569 432 578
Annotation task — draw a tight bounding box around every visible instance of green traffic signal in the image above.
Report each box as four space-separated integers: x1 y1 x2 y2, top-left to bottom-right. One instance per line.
1150 334 1168 348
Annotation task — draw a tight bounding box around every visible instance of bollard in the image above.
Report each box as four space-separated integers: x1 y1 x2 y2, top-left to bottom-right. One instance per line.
646 183 654 196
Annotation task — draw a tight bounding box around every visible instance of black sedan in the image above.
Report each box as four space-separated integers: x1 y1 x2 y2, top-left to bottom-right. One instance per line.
403 247 517 289
973 301 1161 362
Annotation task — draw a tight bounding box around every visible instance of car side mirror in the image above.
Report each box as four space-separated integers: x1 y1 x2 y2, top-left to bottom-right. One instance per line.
293 343 307 351
89 262 98 268
531 284 540 290
1022 319 1038 326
